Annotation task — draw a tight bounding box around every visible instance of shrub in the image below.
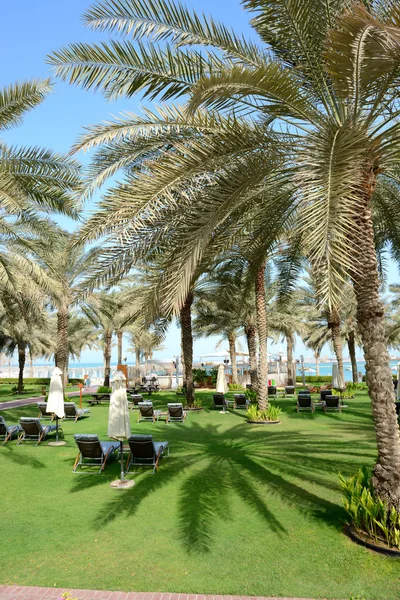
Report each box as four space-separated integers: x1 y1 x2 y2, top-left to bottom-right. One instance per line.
339 467 400 549
295 375 332 383
97 385 111 394
228 383 244 391
246 403 281 422
244 387 257 402
193 368 207 385
11 385 24 393
0 377 84 385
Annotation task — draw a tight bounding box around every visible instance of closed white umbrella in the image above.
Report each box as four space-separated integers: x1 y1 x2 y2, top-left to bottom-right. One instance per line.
216 363 228 394
47 367 65 445
108 370 133 489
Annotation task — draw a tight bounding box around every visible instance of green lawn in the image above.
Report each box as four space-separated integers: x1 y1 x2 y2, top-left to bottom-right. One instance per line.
0 384 79 402
1 390 399 599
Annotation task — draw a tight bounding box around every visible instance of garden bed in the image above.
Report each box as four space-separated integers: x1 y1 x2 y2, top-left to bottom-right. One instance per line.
347 524 400 557
184 406 204 411
246 419 280 425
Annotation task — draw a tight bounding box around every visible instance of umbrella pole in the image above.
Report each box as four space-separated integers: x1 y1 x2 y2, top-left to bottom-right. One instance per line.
120 440 125 482
56 416 59 442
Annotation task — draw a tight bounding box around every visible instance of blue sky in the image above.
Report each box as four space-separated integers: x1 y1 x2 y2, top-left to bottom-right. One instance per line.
1 0 399 365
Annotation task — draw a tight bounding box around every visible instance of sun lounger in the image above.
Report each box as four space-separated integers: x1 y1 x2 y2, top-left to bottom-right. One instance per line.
73 434 119 473
268 386 278 398
18 417 58 445
37 402 54 420
0 416 22 445
324 395 342 412
297 394 314 412
129 393 143 409
233 394 249 409
320 389 332 402
64 402 91 422
284 386 295 396
212 394 226 410
166 403 187 423
137 401 161 422
125 434 169 473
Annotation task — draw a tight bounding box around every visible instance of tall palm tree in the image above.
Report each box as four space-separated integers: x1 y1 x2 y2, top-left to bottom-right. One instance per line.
38 233 99 387
0 279 51 392
49 0 400 505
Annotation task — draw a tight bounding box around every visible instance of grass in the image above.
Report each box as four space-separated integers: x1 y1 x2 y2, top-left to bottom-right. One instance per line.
0 384 80 402
1 389 399 599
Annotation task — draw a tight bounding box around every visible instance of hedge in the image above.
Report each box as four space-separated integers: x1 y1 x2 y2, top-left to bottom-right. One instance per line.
0 378 84 385
295 375 332 383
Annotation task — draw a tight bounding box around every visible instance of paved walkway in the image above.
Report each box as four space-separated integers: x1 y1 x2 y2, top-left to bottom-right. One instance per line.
0 588 316 600
0 388 98 411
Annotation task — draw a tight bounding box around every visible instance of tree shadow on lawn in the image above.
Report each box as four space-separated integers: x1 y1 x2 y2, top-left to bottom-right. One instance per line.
0 444 46 469
68 421 370 554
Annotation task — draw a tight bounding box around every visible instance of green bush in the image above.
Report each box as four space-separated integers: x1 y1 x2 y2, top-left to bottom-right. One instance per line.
97 386 111 394
295 375 332 383
245 387 257 402
228 383 244 391
246 403 282 422
193 369 207 384
339 467 400 549
0 377 84 385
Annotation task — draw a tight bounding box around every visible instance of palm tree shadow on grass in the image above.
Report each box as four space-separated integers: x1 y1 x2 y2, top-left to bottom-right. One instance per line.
69 419 376 554
0 444 45 469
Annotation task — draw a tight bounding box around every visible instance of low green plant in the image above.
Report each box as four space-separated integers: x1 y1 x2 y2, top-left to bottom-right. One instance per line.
228 382 244 391
246 403 282 422
97 385 111 394
244 387 257 402
193 368 207 385
261 404 282 421
193 398 202 408
339 467 400 549
295 375 332 383
11 385 24 393
246 404 260 421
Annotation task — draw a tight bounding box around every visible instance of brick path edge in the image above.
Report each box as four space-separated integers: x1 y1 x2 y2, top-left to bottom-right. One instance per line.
0 586 319 600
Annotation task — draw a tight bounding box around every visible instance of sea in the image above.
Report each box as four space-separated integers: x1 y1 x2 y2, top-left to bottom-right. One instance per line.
7 359 399 379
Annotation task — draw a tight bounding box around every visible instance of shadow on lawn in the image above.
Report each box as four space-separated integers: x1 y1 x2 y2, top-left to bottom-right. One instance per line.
67 419 370 554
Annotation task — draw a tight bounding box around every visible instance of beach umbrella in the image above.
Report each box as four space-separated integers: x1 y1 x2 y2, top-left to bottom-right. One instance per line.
216 363 228 394
47 367 65 445
108 370 133 489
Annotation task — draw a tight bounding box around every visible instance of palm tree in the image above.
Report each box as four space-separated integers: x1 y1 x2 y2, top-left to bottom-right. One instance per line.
0 80 80 286
0 280 51 392
193 291 241 385
82 292 120 387
37 233 99 387
49 0 400 504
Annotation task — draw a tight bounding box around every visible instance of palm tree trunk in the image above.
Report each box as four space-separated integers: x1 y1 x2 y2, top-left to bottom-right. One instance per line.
286 332 294 386
135 348 141 383
245 322 258 389
352 179 400 508
180 326 186 383
117 330 123 364
103 329 112 387
314 351 320 377
17 344 26 393
228 332 238 384
180 291 194 406
55 304 69 389
255 262 268 410
328 308 345 390
348 331 358 383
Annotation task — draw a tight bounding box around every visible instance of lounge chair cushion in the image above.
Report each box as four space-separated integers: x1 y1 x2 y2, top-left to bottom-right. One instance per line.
74 434 117 456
